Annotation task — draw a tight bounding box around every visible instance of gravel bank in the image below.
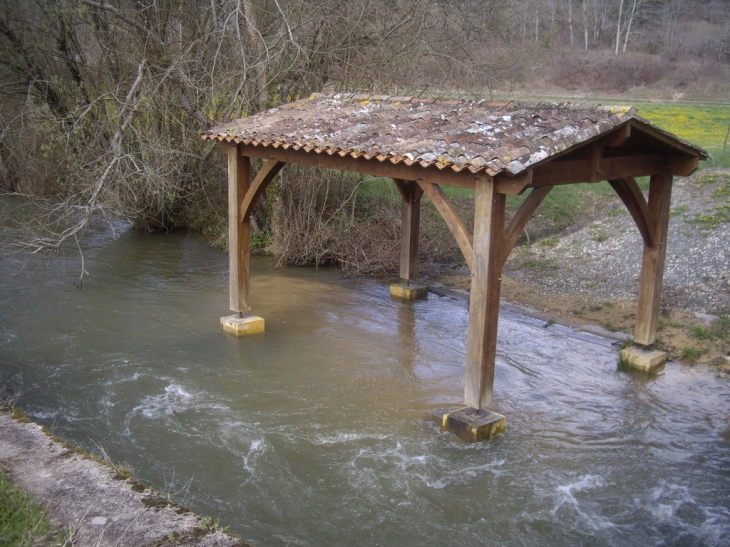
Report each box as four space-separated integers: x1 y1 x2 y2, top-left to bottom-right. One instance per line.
505 169 730 314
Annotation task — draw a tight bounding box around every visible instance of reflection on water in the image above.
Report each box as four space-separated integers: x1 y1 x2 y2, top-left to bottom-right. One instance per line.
1 197 729 546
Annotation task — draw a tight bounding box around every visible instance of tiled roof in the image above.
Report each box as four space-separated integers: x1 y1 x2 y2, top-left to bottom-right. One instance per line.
203 93 703 177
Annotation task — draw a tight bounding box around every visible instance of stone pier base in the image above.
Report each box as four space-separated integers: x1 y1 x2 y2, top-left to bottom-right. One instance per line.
442 407 506 442
619 346 667 372
221 314 265 336
390 283 428 300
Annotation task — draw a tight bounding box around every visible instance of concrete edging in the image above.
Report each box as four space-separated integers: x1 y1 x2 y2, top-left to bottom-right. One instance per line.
0 410 250 547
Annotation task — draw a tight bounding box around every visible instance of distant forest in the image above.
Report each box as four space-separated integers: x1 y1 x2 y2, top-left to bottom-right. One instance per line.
1 0 728 262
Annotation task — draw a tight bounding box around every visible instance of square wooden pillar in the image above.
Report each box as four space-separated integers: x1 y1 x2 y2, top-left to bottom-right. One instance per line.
634 174 673 346
399 182 423 281
226 145 251 313
464 175 505 410
391 180 427 300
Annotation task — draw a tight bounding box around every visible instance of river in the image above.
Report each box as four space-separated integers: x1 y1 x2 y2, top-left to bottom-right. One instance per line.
1 197 729 546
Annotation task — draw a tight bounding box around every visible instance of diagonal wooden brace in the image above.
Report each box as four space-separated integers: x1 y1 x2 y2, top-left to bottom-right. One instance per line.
240 159 287 221
609 177 655 247
416 180 474 271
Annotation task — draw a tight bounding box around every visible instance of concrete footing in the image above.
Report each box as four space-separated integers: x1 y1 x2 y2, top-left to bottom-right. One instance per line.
390 283 428 300
220 314 265 336
442 406 506 442
619 346 667 372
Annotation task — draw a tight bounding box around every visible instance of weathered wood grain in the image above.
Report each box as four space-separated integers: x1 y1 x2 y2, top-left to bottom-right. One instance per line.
635 174 673 346
393 179 423 280
464 175 505 410
226 145 251 313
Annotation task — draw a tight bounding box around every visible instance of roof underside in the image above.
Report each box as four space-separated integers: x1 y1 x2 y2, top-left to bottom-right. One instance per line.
204 93 707 178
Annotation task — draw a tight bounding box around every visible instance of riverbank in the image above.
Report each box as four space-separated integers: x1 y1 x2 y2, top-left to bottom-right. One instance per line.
0 409 250 547
421 168 730 374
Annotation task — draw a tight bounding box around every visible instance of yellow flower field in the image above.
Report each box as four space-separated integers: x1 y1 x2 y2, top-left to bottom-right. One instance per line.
636 104 730 151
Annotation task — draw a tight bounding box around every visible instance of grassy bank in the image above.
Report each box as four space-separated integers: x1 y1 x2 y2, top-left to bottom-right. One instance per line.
0 470 69 546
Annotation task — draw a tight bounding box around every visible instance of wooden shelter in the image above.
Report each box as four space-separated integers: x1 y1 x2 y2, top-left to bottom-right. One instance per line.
203 93 707 427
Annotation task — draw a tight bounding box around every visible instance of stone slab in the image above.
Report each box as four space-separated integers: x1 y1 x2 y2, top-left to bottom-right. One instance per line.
220 314 265 336
390 283 428 300
619 346 667 372
442 406 506 442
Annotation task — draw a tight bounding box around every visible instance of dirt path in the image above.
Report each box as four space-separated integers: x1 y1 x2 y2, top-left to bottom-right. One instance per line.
0 410 250 547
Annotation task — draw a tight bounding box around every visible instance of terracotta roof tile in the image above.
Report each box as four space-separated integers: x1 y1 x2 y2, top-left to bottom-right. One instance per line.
204 93 706 176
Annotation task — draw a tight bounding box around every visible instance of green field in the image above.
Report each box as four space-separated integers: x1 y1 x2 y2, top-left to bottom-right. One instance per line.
637 104 730 168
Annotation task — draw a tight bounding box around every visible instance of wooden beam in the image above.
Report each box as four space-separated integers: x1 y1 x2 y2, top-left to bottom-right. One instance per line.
225 144 251 313
531 154 698 187
634 174 673 346
240 159 287 220
417 180 474 271
604 123 631 147
608 178 655 247
465 175 505 410
502 185 553 267
393 179 423 280
495 170 533 195
590 143 603 183
235 142 478 189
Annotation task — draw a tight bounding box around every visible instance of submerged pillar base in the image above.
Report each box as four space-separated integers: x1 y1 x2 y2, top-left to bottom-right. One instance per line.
221 314 265 336
442 406 506 442
619 346 666 372
390 283 428 300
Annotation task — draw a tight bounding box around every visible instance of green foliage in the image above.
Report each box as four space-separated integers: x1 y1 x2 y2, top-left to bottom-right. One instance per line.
619 339 635 350
688 324 713 340
0 471 69 546
537 237 559 247
250 228 273 253
681 347 704 363
704 149 730 169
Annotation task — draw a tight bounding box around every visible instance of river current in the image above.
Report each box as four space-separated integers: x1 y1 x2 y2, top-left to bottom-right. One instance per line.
1 198 729 546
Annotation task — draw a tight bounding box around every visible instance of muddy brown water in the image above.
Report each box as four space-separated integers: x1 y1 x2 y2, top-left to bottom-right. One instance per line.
1 197 729 546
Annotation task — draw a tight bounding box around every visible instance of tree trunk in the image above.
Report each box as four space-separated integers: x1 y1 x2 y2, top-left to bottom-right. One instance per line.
568 0 574 48
615 0 624 56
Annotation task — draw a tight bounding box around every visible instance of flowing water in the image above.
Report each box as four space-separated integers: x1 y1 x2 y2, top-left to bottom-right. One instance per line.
1 197 729 546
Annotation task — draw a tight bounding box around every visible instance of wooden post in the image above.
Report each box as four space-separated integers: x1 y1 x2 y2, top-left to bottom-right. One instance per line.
634 174 673 346
227 145 251 313
399 181 423 280
464 175 505 410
